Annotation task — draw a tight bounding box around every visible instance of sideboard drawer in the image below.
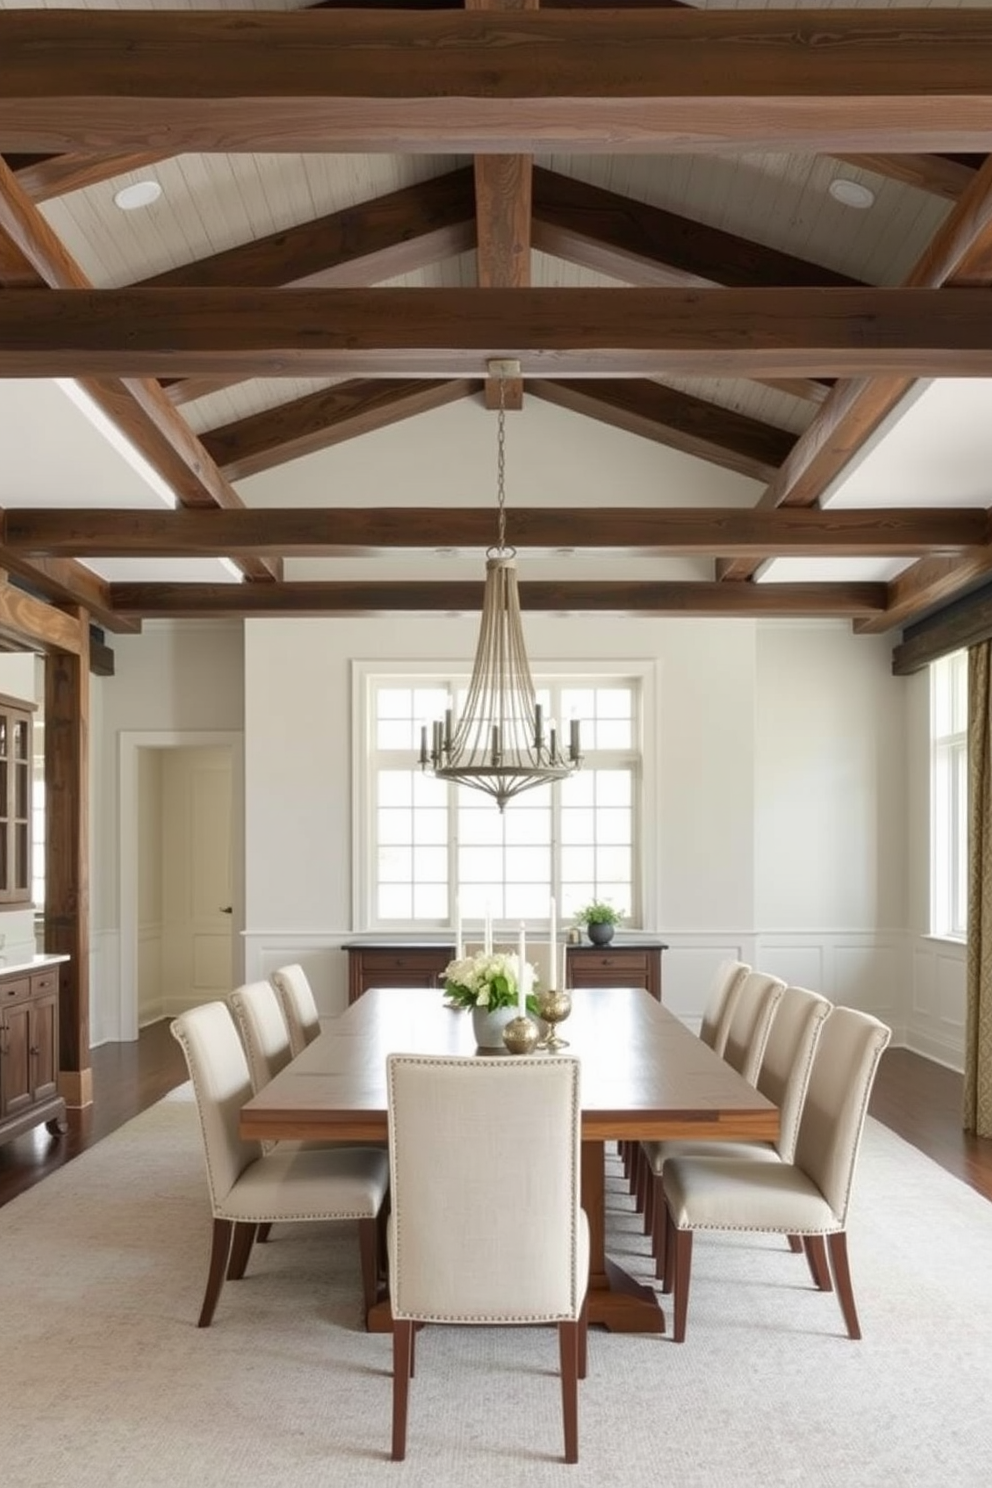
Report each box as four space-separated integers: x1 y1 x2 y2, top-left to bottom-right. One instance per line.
566 944 665 1001
346 946 454 1003
1 976 31 1003
29 971 58 996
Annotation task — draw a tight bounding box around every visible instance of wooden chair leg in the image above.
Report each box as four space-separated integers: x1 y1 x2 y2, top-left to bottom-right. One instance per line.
558 1320 580 1464
357 1216 379 1321
671 1228 693 1343
642 1160 655 1235
633 1148 649 1213
391 1319 414 1461
257 1223 273 1243
653 1179 668 1279
577 1293 589 1382
662 1205 676 1294
198 1217 234 1328
226 1221 257 1280
803 1235 833 1292
827 1231 862 1340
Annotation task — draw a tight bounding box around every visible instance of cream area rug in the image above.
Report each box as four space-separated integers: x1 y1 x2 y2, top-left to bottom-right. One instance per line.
1 1086 990 1488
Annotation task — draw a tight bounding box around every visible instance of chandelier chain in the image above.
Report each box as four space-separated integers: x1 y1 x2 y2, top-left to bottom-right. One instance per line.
496 374 507 553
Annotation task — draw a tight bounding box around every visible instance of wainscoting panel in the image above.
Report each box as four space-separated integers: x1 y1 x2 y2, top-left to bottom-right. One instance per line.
243 933 351 1017
909 937 966 1071
659 940 755 1029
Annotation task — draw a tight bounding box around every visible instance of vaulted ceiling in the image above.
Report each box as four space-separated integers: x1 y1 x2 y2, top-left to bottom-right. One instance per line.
3 1 992 650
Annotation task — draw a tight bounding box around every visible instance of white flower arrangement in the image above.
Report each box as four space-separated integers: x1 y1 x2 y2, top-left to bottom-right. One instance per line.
443 948 539 1014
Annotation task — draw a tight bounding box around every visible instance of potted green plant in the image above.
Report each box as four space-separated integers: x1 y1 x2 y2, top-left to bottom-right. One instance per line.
574 900 625 946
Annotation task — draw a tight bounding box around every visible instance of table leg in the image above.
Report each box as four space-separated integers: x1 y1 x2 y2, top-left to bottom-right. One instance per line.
582 1139 665 1334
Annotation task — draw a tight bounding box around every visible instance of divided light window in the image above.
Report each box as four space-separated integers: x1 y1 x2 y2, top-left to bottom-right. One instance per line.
931 650 967 940
364 675 641 929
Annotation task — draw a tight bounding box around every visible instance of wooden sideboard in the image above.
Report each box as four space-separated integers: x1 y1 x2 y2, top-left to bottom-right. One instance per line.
0 955 69 1147
566 940 666 1001
344 938 667 1004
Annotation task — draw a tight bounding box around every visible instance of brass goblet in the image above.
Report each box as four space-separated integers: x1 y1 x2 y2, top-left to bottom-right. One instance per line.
536 988 572 1050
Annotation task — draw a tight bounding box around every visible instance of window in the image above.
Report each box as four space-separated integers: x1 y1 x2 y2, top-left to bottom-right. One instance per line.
357 668 645 929
931 650 967 939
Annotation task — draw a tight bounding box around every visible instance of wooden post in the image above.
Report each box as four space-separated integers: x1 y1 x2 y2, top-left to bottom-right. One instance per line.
44 617 91 1107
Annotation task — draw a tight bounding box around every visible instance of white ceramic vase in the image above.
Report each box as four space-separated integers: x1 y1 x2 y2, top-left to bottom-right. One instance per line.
471 1003 519 1050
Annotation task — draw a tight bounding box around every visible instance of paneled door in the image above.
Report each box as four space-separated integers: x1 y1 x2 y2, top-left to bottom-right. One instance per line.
159 746 234 1014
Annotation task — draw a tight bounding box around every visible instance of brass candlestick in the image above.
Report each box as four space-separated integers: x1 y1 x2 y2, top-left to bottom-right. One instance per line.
536 988 572 1050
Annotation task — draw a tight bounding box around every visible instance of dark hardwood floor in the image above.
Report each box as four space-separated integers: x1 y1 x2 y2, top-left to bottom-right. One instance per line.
1 1025 991 1210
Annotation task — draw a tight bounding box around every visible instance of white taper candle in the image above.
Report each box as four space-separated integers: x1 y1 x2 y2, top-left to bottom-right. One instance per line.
518 921 527 1015
455 895 463 960
548 895 557 989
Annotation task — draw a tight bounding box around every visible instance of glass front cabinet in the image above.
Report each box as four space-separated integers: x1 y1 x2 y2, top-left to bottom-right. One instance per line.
0 694 36 908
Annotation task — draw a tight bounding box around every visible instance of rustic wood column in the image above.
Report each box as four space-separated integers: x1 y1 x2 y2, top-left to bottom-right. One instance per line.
44 615 91 1107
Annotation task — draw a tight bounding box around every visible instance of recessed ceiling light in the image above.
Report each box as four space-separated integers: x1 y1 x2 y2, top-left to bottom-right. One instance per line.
828 178 875 210
113 180 163 211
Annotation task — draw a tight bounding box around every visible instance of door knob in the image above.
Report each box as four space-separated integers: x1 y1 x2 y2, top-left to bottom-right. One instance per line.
220 906 233 914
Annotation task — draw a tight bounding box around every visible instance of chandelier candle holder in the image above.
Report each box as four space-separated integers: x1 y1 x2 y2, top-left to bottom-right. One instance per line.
418 360 582 811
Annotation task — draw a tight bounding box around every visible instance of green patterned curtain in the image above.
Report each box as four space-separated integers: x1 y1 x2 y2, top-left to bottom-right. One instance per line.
965 642 992 1136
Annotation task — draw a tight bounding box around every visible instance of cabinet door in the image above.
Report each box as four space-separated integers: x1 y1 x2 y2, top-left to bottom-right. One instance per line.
29 992 59 1103
0 1000 33 1119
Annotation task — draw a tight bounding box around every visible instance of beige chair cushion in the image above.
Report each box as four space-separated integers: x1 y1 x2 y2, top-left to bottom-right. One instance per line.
387 1054 588 1323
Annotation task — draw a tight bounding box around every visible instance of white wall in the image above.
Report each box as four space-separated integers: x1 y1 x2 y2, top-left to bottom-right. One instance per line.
89 619 244 1042
241 612 910 1031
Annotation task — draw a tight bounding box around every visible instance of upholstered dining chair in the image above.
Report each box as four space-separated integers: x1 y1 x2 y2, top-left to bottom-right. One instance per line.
386 1053 590 1464
721 969 787 1085
229 979 294 1095
644 983 833 1269
623 957 751 1190
270 963 321 1057
171 1001 389 1328
632 969 784 1216
660 1005 892 1342
699 958 752 1056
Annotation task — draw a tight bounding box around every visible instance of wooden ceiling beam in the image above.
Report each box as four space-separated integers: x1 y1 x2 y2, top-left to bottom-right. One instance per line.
156 168 476 406
830 153 981 203
0 548 140 635
469 0 537 412
0 577 85 655
11 152 171 203
717 153 992 607
3 286 992 380
855 551 992 635
3 12 992 155
529 379 795 483
201 378 481 481
5 507 982 560
107 578 888 621
531 165 840 403
531 165 860 291
144 168 475 294
0 154 280 584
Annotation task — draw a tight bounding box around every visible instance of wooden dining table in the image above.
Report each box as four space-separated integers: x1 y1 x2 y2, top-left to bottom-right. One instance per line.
239 984 778 1334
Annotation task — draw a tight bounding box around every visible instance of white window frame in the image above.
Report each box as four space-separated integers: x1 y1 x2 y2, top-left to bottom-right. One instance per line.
351 658 656 932
930 650 968 941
